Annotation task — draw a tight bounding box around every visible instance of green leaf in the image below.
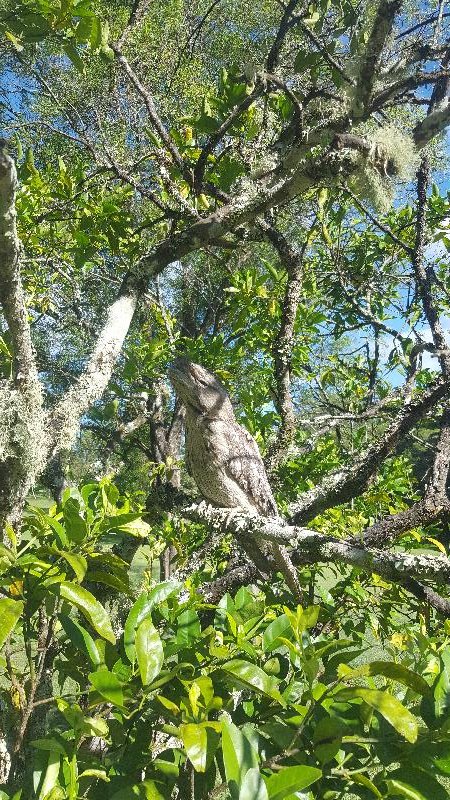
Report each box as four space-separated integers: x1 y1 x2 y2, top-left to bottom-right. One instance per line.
59 551 87 582
434 647 450 717
179 723 220 773
63 498 87 544
124 581 179 663
240 768 269 800
38 751 60 800
351 772 382 798
101 512 151 538
5 31 23 51
59 614 102 666
79 769 110 781
384 766 449 800
31 738 67 756
265 765 322 800
75 15 94 42
303 10 320 26
42 515 67 548
0 598 23 647
89 16 102 49
221 721 258 800
86 569 130 594
338 661 431 697
335 687 418 743
110 781 163 799
176 608 201 647
135 617 164 686
63 42 85 74
54 582 115 643
263 615 291 652
89 669 124 707
221 660 284 704
312 716 346 764
83 716 109 737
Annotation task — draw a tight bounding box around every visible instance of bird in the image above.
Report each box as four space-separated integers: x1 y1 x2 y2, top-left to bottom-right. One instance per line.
168 357 302 597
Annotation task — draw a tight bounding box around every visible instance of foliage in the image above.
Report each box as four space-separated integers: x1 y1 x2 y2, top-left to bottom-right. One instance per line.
2 0 450 797
0 480 450 799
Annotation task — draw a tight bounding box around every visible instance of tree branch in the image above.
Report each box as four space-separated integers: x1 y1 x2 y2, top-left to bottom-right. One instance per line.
353 0 403 115
261 221 308 473
363 405 450 547
111 44 186 174
413 104 450 147
183 502 450 614
288 378 448 525
47 273 142 457
266 0 302 72
0 143 40 391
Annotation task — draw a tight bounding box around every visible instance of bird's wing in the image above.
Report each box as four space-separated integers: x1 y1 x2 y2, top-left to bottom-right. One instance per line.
222 422 278 517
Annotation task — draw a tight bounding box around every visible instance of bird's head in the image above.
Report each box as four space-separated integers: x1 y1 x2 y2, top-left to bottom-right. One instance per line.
168 357 233 417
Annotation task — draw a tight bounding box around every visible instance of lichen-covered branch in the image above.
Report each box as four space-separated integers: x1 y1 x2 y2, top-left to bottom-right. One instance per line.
48 274 141 457
0 143 45 523
0 144 39 392
352 0 403 115
288 378 448 525
413 104 450 147
261 222 307 473
183 502 450 613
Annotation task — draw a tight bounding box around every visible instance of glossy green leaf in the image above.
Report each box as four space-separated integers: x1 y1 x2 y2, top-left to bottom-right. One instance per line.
99 512 150 537
79 768 110 781
135 617 164 685
86 569 130 595
89 669 124 707
240 767 269 800
263 615 291 652
59 614 102 666
339 660 431 697
176 608 201 646
221 659 284 703
31 738 67 756
384 766 449 800
434 647 450 717
59 551 87 583
38 751 60 800
63 41 85 74
335 687 418 742
109 780 164 799
179 723 220 773
55 582 115 643
351 772 382 797
0 598 23 647
221 721 258 800
124 581 179 663
62 498 87 543
265 765 322 799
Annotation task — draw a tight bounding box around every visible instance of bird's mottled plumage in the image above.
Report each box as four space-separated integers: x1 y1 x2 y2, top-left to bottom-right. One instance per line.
168 358 278 516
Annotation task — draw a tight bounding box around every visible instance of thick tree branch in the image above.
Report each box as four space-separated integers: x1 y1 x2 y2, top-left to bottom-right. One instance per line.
183 502 450 613
261 222 308 473
288 378 448 525
266 0 302 72
0 144 39 391
364 405 450 547
413 104 450 147
0 146 45 522
47 274 142 457
412 157 450 375
353 0 403 115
